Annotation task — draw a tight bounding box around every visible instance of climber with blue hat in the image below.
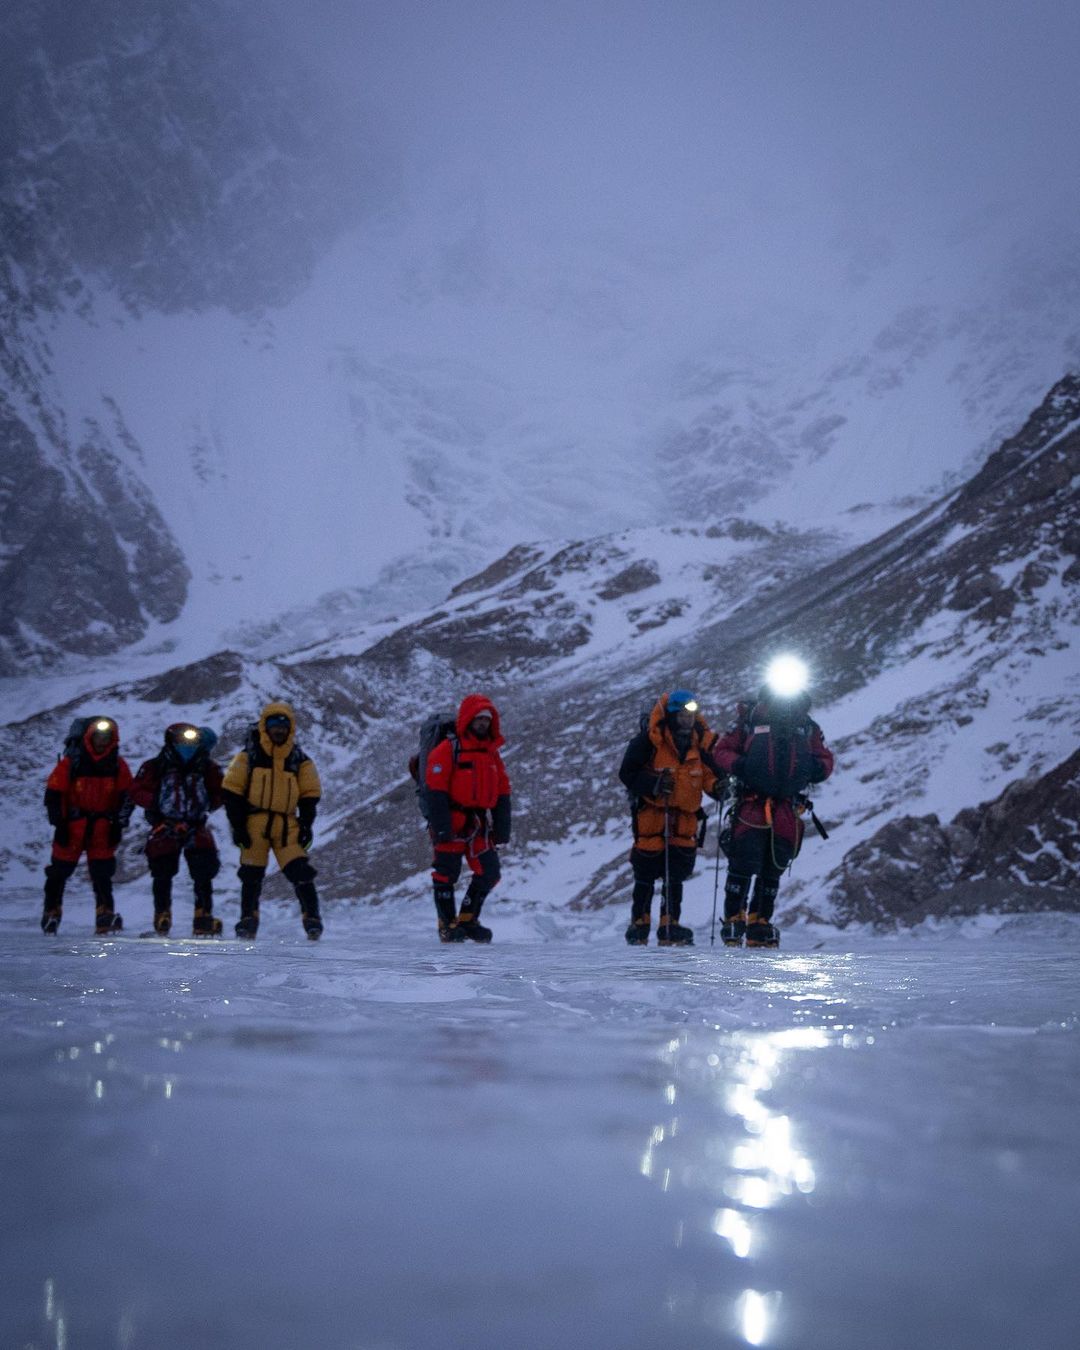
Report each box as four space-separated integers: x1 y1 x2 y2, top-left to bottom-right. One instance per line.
617 688 725 947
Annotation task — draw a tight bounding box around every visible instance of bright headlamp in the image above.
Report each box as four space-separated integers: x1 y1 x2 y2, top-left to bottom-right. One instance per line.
764 654 809 699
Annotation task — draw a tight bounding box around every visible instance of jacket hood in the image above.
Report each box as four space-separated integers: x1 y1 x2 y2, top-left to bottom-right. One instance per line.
258 701 298 755
648 693 710 748
82 718 119 761
456 694 503 747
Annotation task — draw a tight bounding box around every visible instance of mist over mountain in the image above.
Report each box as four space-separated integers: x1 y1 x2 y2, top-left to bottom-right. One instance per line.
1 0 1078 925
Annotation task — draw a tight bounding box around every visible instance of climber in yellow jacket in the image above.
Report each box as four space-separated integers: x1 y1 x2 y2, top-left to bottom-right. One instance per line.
222 701 324 940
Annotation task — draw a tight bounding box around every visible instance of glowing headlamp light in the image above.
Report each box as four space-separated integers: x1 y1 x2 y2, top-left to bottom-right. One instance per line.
764 654 809 699
181 727 199 742
682 700 699 713
94 720 113 733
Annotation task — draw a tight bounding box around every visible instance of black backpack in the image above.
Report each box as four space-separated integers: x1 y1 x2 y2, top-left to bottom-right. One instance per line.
60 716 107 778
737 703 817 799
409 712 457 821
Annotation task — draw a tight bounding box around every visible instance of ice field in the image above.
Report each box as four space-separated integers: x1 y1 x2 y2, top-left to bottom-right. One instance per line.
3 907 1079 1350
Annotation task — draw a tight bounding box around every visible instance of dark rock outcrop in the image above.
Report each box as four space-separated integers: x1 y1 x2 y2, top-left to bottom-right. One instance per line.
829 748 1080 926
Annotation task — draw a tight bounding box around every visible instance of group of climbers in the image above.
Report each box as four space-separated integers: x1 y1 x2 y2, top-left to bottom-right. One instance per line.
40 703 323 941
620 671 833 949
39 660 833 949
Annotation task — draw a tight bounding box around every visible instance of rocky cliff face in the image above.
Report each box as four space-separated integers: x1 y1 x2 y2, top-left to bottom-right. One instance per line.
0 0 385 674
0 0 375 316
828 748 1080 926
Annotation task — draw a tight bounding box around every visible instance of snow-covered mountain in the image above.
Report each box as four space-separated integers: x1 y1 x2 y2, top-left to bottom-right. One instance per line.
3 0 1079 679
2 376 1077 935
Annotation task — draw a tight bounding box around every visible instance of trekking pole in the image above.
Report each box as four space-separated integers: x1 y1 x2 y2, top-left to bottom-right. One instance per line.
663 799 671 927
710 807 721 946
709 784 728 946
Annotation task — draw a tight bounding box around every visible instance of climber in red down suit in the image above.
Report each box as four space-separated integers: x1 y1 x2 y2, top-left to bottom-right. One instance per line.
423 694 511 943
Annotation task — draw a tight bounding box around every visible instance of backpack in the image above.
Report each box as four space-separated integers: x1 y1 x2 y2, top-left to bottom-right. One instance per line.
60 716 101 778
409 712 457 821
736 702 818 799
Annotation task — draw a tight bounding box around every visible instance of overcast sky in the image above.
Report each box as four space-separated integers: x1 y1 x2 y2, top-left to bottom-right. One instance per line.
283 0 1079 253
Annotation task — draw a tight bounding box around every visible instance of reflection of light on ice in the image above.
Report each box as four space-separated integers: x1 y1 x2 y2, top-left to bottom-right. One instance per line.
737 1289 779 1346
712 1207 753 1258
645 1026 827 1342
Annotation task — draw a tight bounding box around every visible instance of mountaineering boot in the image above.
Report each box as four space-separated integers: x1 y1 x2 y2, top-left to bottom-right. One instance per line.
656 911 694 946
657 921 695 946
456 888 492 942
456 916 493 942
235 909 259 939
236 864 264 939
293 880 323 941
625 915 650 946
192 908 223 937
95 907 123 935
720 910 747 948
41 908 62 935
434 881 464 943
153 908 172 935
745 914 780 948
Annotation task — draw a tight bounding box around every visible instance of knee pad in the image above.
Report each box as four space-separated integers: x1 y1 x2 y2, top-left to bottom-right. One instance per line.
88 857 117 882
283 857 317 885
237 864 267 884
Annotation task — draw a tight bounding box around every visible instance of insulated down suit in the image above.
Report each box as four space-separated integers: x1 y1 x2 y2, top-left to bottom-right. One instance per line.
130 726 225 935
710 692 834 944
619 694 720 944
222 701 324 939
42 721 133 933
424 694 511 942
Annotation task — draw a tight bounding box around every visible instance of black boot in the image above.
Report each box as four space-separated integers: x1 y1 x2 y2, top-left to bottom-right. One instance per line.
283 859 323 940
746 877 780 947
745 914 780 948
456 884 492 943
42 860 74 933
295 883 323 941
721 873 752 947
657 913 695 946
626 879 652 945
434 881 465 943
656 873 693 945
90 858 121 933
192 908 223 937
152 872 173 935
624 917 650 945
235 864 264 939
657 903 695 943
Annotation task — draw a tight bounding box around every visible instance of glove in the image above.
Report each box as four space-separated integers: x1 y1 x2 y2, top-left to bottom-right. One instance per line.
108 819 124 848
297 823 313 850
231 826 252 850
53 820 70 848
706 782 726 802
654 769 675 797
